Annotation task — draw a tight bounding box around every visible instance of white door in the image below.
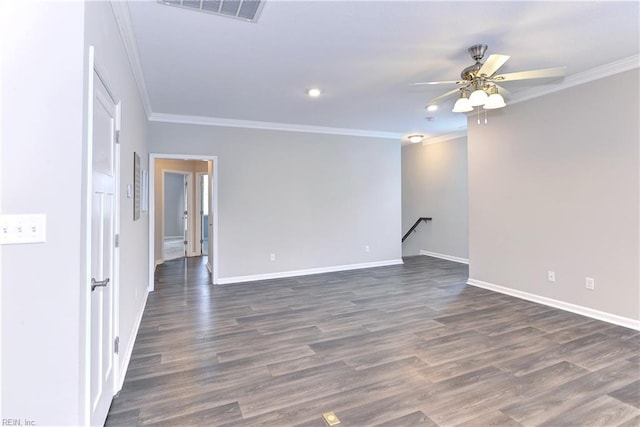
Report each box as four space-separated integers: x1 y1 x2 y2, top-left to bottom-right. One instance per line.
90 71 118 426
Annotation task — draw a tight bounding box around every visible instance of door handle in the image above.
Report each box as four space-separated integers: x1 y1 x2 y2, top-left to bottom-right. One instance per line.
91 277 110 291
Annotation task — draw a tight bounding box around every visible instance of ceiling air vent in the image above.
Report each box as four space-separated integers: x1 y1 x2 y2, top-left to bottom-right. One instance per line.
159 0 265 23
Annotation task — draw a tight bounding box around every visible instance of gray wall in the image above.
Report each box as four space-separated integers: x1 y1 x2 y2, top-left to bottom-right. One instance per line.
85 0 150 403
1 2 149 423
149 123 402 280
468 69 639 321
401 137 469 260
164 173 185 238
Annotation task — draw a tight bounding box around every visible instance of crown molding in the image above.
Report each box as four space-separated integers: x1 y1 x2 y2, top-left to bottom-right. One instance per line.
109 0 152 118
148 112 404 140
422 131 467 146
510 54 639 105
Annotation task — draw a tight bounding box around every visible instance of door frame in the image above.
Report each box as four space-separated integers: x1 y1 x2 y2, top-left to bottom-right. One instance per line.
82 46 121 424
195 171 209 256
160 169 195 260
149 153 219 289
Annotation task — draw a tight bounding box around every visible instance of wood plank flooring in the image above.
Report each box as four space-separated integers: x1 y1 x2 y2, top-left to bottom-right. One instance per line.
106 256 640 426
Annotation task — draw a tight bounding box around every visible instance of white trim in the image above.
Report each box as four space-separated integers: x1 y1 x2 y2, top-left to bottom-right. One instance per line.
217 259 404 285
109 0 152 118
111 101 122 395
419 250 468 264
467 278 640 331
116 288 149 391
510 54 639 106
148 112 403 140
422 131 467 146
195 171 207 256
82 44 96 427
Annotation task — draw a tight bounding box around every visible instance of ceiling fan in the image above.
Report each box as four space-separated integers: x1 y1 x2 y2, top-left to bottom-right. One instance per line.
414 44 567 112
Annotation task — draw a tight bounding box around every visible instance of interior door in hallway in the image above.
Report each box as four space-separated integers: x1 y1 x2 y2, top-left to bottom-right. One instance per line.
163 171 189 260
90 70 118 426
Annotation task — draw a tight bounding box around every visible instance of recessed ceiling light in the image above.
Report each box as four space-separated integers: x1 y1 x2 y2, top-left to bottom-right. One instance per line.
307 88 322 97
426 105 438 112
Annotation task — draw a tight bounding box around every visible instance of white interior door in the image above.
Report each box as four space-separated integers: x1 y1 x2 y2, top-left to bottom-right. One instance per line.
90 71 117 426
207 161 214 270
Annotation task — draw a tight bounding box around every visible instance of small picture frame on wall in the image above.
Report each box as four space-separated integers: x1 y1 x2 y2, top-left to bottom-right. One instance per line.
134 152 141 220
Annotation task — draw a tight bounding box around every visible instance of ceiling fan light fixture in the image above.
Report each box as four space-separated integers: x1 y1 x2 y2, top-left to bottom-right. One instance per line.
469 88 489 106
483 85 506 109
452 93 473 113
484 93 506 109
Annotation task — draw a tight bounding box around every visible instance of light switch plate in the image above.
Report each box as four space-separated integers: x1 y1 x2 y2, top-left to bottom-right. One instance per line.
0 214 46 244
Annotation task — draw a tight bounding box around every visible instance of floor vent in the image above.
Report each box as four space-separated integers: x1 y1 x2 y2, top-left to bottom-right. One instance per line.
158 0 265 23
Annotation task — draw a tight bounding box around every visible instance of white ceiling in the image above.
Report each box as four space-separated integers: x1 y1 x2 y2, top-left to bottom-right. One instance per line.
125 0 639 140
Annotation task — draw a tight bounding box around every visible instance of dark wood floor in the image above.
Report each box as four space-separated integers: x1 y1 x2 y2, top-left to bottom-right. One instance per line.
106 256 640 426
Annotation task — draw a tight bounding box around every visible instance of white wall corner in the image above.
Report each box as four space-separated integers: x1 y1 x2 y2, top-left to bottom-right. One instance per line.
217 259 404 285
467 278 640 331
109 0 152 118
419 250 469 264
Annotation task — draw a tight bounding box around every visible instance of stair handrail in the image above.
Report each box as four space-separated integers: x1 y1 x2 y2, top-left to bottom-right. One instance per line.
402 217 432 242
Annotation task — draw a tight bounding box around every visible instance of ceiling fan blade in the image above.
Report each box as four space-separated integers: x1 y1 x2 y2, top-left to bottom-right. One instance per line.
493 66 567 82
477 54 510 78
427 88 461 105
494 84 512 98
411 80 462 86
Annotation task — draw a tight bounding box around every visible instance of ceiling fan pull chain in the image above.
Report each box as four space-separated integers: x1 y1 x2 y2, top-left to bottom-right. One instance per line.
484 108 488 124
477 107 481 125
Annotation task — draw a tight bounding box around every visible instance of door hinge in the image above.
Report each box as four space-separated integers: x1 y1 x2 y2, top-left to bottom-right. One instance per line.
115 130 121 144
114 336 120 354
115 233 120 248
184 240 188 245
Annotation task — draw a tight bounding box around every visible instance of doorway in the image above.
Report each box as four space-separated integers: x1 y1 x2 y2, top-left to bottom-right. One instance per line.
198 172 209 256
162 171 190 261
149 154 218 289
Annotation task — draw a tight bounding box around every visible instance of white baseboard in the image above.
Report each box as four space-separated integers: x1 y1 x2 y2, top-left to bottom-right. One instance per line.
467 278 640 331
217 259 404 285
419 250 469 264
116 288 149 391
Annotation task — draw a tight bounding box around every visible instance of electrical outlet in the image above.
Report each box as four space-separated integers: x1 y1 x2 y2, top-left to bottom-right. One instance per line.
270 253 276 262
585 277 595 290
364 245 370 253
547 271 556 282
